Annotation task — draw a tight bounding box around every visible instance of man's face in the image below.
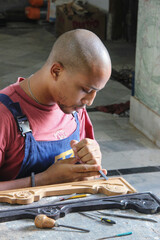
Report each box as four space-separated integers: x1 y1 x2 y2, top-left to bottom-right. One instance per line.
53 66 110 114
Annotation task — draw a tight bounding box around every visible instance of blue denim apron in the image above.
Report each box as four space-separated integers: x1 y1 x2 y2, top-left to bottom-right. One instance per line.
0 94 80 178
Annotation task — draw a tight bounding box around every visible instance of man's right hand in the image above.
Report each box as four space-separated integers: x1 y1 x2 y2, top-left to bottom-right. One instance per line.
0 158 106 191
36 157 105 186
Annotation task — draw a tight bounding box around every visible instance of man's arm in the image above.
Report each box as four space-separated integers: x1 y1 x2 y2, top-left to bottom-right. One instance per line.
0 157 102 190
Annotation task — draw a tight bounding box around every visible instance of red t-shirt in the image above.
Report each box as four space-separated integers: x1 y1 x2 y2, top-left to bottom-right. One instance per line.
0 78 94 180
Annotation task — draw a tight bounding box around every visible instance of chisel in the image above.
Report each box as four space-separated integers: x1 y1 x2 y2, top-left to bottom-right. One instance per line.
99 169 108 180
97 211 158 223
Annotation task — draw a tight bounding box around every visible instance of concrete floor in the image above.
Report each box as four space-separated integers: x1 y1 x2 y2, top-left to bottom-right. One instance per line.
0 21 160 239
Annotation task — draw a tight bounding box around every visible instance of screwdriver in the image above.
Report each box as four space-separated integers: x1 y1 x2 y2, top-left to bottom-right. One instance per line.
35 214 90 232
79 212 116 224
97 210 158 223
99 169 108 180
51 193 90 203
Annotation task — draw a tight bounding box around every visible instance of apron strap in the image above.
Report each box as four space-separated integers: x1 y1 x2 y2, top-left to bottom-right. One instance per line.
0 93 32 136
72 111 79 125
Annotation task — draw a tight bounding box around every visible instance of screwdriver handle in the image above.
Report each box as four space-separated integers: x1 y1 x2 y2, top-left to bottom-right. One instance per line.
35 214 55 228
116 232 132 237
101 217 116 224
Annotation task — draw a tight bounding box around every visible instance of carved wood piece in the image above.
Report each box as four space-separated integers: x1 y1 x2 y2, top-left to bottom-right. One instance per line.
0 177 137 205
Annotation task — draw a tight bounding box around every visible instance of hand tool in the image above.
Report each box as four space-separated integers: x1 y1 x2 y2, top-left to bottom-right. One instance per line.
79 212 116 224
99 169 108 180
96 231 132 240
0 192 159 223
67 193 90 200
34 214 90 232
53 193 90 203
51 193 77 203
97 210 158 223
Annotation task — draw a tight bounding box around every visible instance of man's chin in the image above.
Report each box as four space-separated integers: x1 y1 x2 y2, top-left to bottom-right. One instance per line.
62 109 74 114
58 105 74 114
59 105 85 114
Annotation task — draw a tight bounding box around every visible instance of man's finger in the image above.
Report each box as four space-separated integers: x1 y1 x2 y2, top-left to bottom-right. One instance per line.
70 140 79 149
78 151 101 163
73 138 96 152
76 171 101 180
58 157 77 165
74 163 101 173
101 168 107 175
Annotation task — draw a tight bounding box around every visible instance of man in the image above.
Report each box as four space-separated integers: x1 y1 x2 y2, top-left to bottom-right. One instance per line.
0 29 111 190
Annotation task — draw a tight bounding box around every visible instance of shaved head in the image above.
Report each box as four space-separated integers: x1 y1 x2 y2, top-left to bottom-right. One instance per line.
46 29 111 74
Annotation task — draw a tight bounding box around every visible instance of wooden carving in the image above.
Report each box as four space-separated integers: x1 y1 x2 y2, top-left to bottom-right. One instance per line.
0 177 136 205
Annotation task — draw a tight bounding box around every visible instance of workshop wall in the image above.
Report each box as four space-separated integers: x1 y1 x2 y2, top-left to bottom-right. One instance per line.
135 0 160 113
0 0 29 21
87 0 109 11
0 0 28 11
130 0 160 147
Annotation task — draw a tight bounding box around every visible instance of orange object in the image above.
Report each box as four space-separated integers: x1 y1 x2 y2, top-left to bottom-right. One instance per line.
29 0 45 7
35 215 55 229
25 6 41 20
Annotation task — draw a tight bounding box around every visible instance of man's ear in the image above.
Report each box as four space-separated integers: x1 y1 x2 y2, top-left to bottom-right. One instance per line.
50 62 63 79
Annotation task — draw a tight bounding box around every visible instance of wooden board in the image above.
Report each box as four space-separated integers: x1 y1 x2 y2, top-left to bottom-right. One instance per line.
0 177 137 205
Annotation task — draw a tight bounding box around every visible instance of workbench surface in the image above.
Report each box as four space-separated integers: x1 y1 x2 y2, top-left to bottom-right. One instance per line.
0 174 159 240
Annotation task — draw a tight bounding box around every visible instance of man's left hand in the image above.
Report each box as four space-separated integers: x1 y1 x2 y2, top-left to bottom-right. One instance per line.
70 139 102 165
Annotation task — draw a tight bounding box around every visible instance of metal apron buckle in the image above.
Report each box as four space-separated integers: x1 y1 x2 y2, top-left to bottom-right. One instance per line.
16 116 32 137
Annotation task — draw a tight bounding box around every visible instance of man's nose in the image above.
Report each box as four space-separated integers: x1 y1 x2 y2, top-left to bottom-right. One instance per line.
81 91 97 106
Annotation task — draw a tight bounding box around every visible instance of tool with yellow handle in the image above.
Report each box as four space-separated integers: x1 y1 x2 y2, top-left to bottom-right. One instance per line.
34 214 90 232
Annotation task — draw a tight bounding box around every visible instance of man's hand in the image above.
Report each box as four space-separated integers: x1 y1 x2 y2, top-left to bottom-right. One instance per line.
70 139 107 178
0 157 102 190
0 139 106 190
37 137 107 185
70 139 102 165
38 157 102 185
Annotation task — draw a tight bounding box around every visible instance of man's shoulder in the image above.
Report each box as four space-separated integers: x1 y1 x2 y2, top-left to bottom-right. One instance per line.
0 102 14 122
0 81 26 110
0 82 16 95
0 85 18 123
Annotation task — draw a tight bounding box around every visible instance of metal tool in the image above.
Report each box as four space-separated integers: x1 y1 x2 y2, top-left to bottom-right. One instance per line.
99 170 108 180
96 231 132 239
50 193 90 205
79 212 116 224
97 211 158 223
35 214 90 232
51 193 77 203
68 194 90 200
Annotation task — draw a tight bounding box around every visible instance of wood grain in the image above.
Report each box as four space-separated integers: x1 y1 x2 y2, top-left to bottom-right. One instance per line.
0 177 137 205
